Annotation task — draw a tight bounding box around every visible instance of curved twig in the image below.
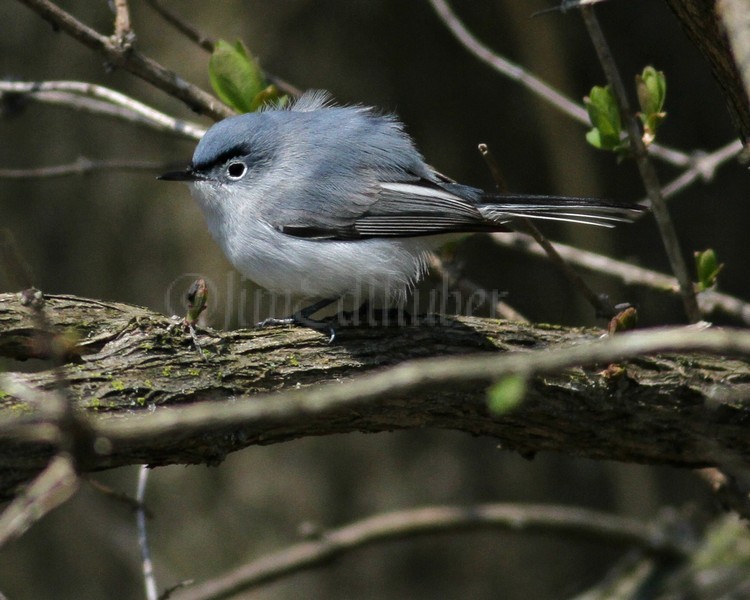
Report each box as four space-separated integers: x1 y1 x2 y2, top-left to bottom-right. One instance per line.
174 503 689 600
426 0 691 167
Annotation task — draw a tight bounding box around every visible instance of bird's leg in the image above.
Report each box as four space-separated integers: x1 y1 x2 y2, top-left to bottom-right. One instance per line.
369 305 411 326
336 300 371 326
337 301 411 327
257 297 338 342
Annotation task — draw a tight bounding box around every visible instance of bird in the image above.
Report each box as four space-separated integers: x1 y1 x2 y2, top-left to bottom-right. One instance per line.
160 91 644 339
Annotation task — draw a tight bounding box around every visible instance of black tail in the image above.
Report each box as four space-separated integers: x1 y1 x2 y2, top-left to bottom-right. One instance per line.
478 194 647 228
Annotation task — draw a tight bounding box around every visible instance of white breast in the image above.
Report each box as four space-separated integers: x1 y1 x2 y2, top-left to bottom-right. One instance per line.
190 181 438 304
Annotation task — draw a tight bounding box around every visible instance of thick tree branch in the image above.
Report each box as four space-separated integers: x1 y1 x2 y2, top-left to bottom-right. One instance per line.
2 293 750 501
666 0 750 146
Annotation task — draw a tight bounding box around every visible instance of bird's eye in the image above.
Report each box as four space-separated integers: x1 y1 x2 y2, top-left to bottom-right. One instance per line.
226 162 247 179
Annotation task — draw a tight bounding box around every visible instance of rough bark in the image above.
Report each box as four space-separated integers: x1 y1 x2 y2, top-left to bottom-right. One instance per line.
665 0 750 144
1 292 750 501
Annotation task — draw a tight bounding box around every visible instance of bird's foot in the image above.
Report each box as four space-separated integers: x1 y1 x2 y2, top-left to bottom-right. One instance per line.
256 298 339 342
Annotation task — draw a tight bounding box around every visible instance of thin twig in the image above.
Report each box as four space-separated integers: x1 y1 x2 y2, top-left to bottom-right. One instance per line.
433 145 528 321
491 231 750 325
571 552 663 600
145 0 214 51
85 476 154 517
0 158 174 179
143 0 302 98
659 143 740 200
111 0 133 48
433 144 527 321
3 89 195 137
659 141 742 199
478 143 613 317
175 503 689 600
428 0 587 123
697 467 750 520
518 220 613 316
580 7 701 323
137 465 158 600
159 580 195 600
428 254 528 322
0 230 34 290
0 454 79 548
15 0 233 120
426 0 690 168
0 80 206 140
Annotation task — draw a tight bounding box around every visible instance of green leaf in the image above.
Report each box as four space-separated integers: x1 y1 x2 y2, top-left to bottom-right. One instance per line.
695 248 724 291
249 84 286 112
585 128 604 149
584 85 624 152
636 67 667 144
487 375 527 415
636 66 666 116
209 40 266 113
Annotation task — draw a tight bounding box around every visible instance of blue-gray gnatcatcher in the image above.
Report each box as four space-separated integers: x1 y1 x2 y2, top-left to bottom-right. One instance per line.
160 91 643 338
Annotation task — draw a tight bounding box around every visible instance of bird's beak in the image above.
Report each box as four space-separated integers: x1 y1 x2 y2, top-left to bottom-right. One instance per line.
157 167 205 182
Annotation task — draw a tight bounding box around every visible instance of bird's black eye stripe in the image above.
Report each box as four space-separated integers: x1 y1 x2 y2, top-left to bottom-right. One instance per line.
192 143 275 178
227 162 247 179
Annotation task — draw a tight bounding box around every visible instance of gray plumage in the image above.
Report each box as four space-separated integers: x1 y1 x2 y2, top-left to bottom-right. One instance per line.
161 91 643 311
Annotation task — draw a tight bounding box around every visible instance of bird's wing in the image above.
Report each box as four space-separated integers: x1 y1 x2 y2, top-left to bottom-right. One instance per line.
271 172 646 240
273 175 495 240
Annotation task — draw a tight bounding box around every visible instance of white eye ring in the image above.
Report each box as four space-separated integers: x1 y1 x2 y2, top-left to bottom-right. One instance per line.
226 162 247 179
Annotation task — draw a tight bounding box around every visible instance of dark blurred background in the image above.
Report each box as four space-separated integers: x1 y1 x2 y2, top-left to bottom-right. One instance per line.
0 1 744 598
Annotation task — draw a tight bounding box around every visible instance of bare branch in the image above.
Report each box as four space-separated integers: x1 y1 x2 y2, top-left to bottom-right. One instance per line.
426 0 690 168
136 466 158 600
0 80 205 140
3 293 750 499
427 254 528 322
86 325 750 448
111 0 133 48
174 503 689 600
581 7 701 323
0 158 172 179
428 0 588 123
0 454 78 548
491 231 750 325
144 0 214 52
143 0 302 98
478 142 613 317
15 0 233 120
660 141 742 199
